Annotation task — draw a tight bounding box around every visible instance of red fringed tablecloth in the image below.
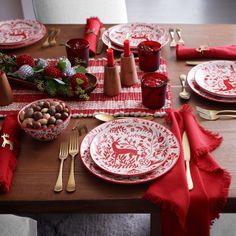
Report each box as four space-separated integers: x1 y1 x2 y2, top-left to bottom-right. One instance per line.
0 58 171 117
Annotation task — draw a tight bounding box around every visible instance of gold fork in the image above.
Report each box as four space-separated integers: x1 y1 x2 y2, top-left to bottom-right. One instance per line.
54 142 69 192
196 106 236 120
42 28 56 48
169 28 177 47
176 28 185 45
49 28 61 47
66 132 79 192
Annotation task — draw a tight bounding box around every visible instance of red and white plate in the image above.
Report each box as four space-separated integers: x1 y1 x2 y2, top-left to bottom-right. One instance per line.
0 19 46 48
80 118 180 184
187 60 236 103
90 118 179 176
194 61 236 98
108 23 169 49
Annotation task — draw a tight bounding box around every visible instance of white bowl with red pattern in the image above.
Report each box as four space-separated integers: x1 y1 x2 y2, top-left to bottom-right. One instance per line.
17 98 71 141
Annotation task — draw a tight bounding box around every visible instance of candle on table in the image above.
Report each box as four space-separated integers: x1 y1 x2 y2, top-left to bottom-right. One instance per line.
124 38 131 57
106 42 115 67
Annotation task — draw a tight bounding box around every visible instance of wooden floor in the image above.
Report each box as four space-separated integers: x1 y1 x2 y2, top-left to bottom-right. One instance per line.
126 0 236 23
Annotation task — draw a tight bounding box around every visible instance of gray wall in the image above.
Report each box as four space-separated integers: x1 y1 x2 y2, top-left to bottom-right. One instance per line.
0 0 23 20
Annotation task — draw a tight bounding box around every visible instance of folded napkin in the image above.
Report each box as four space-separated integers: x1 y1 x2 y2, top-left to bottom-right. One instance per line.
176 44 236 60
0 115 21 193
144 105 231 236
84 17 103 56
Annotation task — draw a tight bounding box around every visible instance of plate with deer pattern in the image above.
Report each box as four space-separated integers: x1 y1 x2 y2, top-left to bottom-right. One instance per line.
89 118 179 176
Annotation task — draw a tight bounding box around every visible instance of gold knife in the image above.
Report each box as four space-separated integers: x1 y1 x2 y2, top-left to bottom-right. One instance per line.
96 27 106 54
182 131 193 190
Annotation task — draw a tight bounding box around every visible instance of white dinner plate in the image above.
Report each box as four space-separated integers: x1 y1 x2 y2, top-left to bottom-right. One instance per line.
80 118 180 184
194 61 236 98
187 61 236 103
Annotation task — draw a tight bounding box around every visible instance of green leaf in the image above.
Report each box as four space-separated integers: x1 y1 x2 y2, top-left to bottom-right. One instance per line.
57 59 66 71
76 78 84 85
74 65 87 74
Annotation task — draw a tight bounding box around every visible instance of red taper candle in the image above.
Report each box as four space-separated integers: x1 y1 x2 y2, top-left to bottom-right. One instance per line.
106 46 115 67
124 38 131 57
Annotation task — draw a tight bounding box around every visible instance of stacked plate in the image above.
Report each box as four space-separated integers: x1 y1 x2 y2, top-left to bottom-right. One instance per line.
0 19 46 49
187 60 236 103
80 118 180 184
102 23 169 53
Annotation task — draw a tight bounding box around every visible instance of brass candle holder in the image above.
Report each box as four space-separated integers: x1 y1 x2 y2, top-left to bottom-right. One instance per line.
120 53 138 87
103 64 121 96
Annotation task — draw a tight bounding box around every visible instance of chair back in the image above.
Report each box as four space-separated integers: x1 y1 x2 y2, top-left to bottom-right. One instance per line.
32 0 128 23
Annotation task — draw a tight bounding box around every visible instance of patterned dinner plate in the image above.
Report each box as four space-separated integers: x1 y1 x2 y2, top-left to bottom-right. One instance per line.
194 61 236 98
108 23 169 49
80 118 180 184
90 118 179 176
0 19 46 45
187 61 236 103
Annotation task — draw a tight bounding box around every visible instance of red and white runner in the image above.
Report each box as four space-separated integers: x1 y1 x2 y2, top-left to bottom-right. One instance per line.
0 58 171 117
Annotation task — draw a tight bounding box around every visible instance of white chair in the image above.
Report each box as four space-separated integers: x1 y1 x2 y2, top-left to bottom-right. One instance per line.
0 214 37 236
32 0 128 24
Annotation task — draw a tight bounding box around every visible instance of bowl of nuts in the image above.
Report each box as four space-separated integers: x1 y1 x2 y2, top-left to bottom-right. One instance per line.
17 99 71 141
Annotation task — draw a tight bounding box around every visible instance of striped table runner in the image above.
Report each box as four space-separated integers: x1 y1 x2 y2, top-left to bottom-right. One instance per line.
0 58 172 117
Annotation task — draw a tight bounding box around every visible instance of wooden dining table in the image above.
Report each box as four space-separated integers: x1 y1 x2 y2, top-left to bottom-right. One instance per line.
0 24 236 236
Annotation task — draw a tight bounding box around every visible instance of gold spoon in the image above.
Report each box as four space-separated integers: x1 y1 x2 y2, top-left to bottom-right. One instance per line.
94 113 154 122
179 74 191 100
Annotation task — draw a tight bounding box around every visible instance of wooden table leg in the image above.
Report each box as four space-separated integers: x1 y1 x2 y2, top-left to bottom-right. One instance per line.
150 212 161 236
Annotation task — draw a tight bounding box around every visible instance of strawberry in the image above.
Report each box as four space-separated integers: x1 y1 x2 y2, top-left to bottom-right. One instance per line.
44 66 61 78
16 54 35 67
70 73 89 89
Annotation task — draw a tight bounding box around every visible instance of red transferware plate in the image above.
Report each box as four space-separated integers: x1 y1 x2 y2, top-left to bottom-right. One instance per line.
80 118 180 184
187 61 236 103
0 19 46 48
108 23 169 49
90 118 179 176
194 61 236 98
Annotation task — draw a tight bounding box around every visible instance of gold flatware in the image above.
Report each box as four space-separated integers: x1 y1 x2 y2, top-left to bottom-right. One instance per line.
198 112 236 120
94 113 154 122
182 131 193 191
49 28 61 47
179 74 191 100
169 28 177 47
196 106 236 121
54 142 69 192
96 27 106 54
185 61 208 66
72 124 88 136
66 132 79 192
176 28 185 45
42 28 56 48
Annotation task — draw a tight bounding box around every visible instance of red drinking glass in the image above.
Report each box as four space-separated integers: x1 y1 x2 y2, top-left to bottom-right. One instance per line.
138 41 161 72
141 73 168 109
66 38 89 67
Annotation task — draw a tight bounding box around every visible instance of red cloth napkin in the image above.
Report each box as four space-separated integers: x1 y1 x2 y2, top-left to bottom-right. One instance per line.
144 105 231 236
0 114 21 193
176 44 236 60
84 17 103 56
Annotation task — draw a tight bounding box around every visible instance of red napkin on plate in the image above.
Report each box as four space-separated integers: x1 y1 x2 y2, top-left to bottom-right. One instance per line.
0 114 21 193
144 105 231 236
84 17 103 56
176 44 236 60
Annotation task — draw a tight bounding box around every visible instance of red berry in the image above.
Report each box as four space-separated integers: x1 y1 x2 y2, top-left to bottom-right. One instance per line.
71 73 89 88
16 54 35 67
44 66 61 78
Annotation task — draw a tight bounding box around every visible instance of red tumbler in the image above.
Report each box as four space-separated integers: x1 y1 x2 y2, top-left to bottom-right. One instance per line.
141 73 168 109
66 38 89 67
138 41 161 72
